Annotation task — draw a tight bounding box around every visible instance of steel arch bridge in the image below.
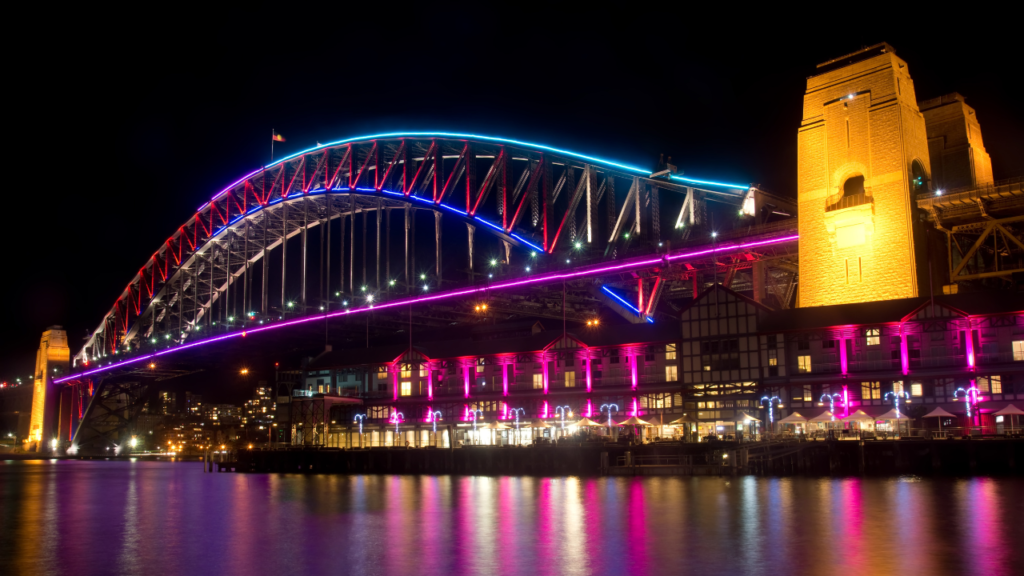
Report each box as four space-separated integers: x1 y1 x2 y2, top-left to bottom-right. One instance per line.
62 132 799 382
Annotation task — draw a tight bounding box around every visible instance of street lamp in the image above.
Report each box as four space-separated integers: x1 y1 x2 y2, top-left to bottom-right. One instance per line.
508 408 525 445
555 405 572 436
354 414 366 448
389 412 405 445
468 409 483 445
600 403 619 432
761 395 782 434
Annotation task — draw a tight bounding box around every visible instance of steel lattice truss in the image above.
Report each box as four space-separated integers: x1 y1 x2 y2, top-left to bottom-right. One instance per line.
917 177 1024 284
76 134 799 366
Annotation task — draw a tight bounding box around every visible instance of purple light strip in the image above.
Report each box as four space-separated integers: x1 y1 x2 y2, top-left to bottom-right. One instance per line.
56 233 798 383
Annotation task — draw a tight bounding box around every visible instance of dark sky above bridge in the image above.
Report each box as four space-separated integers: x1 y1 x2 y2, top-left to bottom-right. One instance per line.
4 7 1021 391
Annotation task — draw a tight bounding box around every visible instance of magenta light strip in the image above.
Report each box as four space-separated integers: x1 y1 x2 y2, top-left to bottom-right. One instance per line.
839 338 848 374
55 233 798 384
900 324 910 376
965 325 976 368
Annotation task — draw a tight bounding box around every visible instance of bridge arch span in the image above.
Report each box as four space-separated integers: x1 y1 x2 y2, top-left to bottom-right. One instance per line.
76 133 755 366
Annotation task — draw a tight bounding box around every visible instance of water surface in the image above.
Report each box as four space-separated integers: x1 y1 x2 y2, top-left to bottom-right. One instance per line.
1 460 1021 575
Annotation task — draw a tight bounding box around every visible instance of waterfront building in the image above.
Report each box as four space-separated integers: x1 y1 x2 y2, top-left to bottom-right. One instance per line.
283 43 1023 446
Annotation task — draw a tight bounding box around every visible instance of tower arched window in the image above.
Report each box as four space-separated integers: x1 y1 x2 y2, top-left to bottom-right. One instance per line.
911 161 927 193
843 175 865 197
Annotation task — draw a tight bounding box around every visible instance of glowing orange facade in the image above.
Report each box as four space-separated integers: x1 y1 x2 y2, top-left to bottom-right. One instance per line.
28 327 70 451
797 44 932 307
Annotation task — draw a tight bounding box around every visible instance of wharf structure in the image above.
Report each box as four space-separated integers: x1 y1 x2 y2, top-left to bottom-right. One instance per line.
279 43 1023 448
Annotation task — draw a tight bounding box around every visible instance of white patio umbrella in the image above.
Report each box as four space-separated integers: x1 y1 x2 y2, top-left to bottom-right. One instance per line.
877 408 912 421
737 411 761 422
993 404 1024 432
808 411 835 423
574 417 604 427
922 406 957 432
777 412 808 424
842 409 875 422
618 416 652 426
482 421 510 445
776 412 808 434
877 408 912 436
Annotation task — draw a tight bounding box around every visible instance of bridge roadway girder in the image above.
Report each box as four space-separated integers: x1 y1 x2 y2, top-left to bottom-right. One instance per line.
76 135 765 365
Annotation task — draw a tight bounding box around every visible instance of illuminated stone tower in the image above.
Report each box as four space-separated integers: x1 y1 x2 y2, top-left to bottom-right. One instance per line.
28 326 70 452
797 43 932 307
920 93 994 191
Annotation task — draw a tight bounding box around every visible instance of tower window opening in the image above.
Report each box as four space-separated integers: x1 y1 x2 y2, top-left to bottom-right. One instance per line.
911 160 927 194
843 175 865 197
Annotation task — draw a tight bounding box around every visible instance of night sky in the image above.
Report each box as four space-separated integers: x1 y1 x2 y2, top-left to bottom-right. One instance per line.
4 8 1021 381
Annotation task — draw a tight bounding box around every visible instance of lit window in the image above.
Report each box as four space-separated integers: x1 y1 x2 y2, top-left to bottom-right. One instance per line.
893 381 904 395
991 375 1002 394
797 355 811 373
666 344 677 360
866 328 881 346
768 349 778 367
803 385 812 402
378 369 388 380
400 364 412 379
533 374 544 389
1013 341 1024 361
911 382 923 397
317 385 323 394
477 359 485 374
565 372 576 388
419 367 427 377
665 365 678 382
861 381 881 400
400 381 411 396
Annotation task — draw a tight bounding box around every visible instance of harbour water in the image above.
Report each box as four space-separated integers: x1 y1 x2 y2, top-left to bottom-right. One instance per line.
1 460 1021 575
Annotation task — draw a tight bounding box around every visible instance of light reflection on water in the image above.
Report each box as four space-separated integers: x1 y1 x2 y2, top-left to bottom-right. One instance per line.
1 460 1021 576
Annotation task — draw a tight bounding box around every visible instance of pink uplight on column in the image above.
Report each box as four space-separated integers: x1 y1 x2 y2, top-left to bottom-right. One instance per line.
502 363 509 396
392 364 399 401
586 398 593 418
464 365 470 398
630 354 638 391
631 397 638 417
585 356 592 392
839 338 848 374
842 385 849 418
542 401 549 419
900 325 909 376
501 402 508 420
543 359 549 394
427 371 433 401
965 324 976 368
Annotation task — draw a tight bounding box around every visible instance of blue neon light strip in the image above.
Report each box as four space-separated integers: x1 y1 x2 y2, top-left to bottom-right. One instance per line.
475 217 505 233
511 234 544 253
669 174 749 190
208 131 749 205
440 204 467 216
600 285 649 320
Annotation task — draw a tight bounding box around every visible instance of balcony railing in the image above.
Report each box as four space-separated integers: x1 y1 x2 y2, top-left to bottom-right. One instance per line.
918 355 966 368
811 362 842 374
848 359 900 372
978 352 1022 365
826 193 872 212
